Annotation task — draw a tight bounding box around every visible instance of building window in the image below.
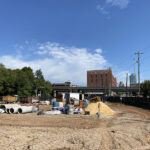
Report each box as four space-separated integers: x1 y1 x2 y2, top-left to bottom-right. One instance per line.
101 79 103 87
91 79 93 87
96 79 98 87
105 74 107 87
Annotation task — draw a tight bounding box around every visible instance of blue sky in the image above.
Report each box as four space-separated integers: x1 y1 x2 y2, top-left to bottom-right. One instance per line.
0 0 150 85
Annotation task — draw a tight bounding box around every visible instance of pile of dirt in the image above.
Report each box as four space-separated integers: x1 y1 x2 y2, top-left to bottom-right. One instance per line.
83 102 116 116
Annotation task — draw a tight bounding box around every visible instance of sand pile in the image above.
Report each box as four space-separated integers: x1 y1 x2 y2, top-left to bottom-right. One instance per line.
83 102 116 116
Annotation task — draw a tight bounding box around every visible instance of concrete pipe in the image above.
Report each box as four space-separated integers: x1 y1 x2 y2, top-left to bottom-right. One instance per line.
0 105 6 111
9 106 21 114
6 108 11 114
18 106 38 114
0 108 5 113
0 104 19 113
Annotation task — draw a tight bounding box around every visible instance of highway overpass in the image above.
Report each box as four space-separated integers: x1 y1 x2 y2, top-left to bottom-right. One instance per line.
53 86 139 93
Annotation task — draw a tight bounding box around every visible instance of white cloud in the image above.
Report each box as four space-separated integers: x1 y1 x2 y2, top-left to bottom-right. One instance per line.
95 48 103 54
96 5 109 15
96 0 130 16
36 50 48 55
0 42 131 86
0 42 108 85
106 0 130 9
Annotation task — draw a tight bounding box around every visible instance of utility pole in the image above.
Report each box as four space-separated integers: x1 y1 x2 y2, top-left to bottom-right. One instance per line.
126 73 128 88
109 68 112 96
126 73 128 97
135 51 143 96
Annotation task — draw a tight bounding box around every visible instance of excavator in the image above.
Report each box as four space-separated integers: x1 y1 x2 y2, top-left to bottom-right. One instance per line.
88 96 101 103
83 96 101 108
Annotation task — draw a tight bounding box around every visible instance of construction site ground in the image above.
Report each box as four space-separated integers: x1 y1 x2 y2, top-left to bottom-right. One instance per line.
0 103 150 150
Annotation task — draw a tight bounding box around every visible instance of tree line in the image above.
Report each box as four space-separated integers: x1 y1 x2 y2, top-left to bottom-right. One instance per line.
141 80 150 98
0 64 52 97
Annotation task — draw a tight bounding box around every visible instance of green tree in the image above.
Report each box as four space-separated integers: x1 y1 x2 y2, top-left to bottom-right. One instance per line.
0 63 5 69
0 65 52 97
34 69 45 95
141 80 150 98
34 69 52 98
42 81 52 98
21 67 35 96
0 64 6 95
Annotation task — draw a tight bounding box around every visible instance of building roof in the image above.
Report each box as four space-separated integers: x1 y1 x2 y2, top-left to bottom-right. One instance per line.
87 69 111 73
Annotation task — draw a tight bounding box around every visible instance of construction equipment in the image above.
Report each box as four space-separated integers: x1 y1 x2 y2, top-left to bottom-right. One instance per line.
70 97 79 106
88 96 101 103
2 96 17 103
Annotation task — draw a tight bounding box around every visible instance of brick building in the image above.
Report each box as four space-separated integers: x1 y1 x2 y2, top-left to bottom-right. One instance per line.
87 69 117 88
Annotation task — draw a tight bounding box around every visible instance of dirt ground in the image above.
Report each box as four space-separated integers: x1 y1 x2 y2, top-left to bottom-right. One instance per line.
0 103 150 150
38 104 52 111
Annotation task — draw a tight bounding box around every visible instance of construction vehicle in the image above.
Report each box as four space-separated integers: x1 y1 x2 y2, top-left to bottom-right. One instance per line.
83 96 101 108
88 96 101 103
2 96 18 103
